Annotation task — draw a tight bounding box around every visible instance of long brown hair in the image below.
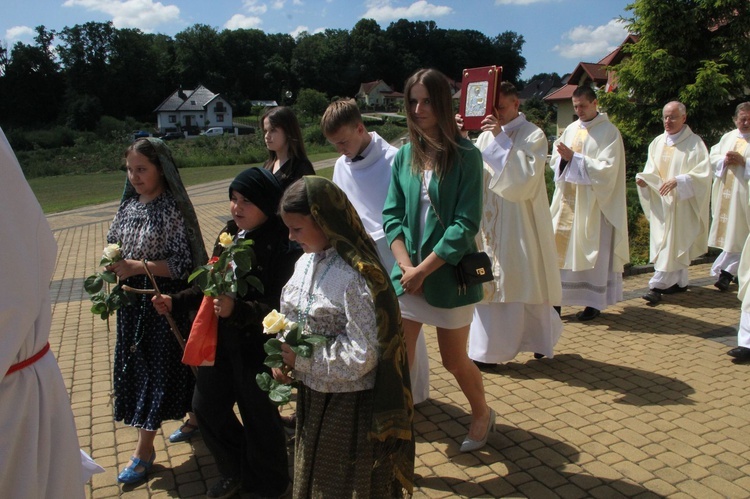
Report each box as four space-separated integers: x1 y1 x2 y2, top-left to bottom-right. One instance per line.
404 68 462 178
261 106 308 169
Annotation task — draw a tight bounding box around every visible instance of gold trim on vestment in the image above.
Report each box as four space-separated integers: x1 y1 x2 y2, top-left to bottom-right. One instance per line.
715 137 748 247
554 128 588 267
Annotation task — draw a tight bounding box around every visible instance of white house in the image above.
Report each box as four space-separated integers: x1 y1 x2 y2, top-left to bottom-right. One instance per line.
154 85 233 133
356 80 403 108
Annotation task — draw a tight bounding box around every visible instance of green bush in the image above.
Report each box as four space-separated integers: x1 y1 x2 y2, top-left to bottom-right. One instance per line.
302 125 327 147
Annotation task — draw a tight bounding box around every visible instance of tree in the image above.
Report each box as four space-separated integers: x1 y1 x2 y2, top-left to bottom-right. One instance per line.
598 0 750 170
294 88 329 119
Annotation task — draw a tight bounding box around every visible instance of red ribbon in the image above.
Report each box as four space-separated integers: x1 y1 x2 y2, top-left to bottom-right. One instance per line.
6 342 50 376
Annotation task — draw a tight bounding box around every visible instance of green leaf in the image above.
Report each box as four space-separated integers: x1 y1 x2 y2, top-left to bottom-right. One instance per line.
83 274 103 294
236 279 247 297
256 372 273 391
285 327 301 345
233 250 253 271
245 275 264 294
269 384 292 406
263 354 284 368
91 302 108 315
101 270 117 284
263 338 283 355
188 267 208 283
291 344 312 357
303 334 328 346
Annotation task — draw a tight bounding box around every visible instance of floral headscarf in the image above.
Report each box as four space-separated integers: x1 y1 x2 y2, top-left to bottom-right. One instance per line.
121 137 207 269
303 175 414 492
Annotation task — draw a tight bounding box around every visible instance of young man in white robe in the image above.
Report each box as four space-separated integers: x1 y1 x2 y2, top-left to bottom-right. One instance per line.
456 82 563 364
0 127 91 498
549 86 629 321
636 101 711 304
707 102 750 292
322 99 430 403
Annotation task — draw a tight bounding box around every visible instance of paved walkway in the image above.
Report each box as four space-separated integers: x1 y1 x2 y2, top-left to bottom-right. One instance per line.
46 171 750 498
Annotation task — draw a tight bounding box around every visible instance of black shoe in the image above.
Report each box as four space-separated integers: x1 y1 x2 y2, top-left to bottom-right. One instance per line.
473 360 497 369
207 476 241 499
661 284 687 295
642 289 662 304
533 353 545 359
715 270 733 292
728 346 750 360
576 307 600 321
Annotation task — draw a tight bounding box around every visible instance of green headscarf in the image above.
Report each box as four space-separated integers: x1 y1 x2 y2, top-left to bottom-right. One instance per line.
303 176 414 492
121 137 207 269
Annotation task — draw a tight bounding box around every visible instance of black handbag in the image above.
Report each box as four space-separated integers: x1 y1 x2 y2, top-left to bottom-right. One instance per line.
422 172 495 294
455 251 494 293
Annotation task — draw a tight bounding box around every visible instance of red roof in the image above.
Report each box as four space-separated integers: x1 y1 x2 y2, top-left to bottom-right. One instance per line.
543 84 578 102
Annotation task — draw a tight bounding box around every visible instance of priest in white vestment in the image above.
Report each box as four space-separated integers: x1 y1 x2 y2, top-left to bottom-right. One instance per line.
636 101 711 304
708 102 750 292
0 127 87 498
457 82 563 364
549 86 629 321
322 98 430 403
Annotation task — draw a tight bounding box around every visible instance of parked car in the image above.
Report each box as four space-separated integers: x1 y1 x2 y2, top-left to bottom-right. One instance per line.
132 130 150 140
160 132 184 141
200 127 224 137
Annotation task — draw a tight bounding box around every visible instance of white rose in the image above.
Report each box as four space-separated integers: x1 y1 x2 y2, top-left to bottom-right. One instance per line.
102 243 121 261
262 310 287 334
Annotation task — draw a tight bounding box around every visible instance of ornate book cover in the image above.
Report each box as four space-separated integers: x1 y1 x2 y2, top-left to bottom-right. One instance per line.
458 65 503 131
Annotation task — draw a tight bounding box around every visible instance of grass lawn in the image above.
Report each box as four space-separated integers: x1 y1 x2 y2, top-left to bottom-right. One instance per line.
31 153 336 214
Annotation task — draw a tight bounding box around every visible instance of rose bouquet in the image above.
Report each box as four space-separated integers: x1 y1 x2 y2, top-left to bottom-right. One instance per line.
181 232 263 367
84 243 133 320
256 310 327 406
187 232 263 297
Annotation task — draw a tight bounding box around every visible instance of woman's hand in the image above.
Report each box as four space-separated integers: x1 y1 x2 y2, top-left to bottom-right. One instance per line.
399 263 425 295
272 367 294 384
281 342 297 368
106 259 140 280
213 294 234 318
151 295 172 315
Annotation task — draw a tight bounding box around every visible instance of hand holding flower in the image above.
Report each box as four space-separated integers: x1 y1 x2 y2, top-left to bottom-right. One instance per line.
213 294 235 318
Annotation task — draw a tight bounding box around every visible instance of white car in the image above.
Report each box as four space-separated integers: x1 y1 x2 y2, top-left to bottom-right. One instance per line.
201 127 224 137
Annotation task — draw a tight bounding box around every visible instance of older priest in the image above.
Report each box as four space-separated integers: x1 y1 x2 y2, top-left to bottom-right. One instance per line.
549 86 629 321
461 82 562 363
708 102 750 291
636 101 711 304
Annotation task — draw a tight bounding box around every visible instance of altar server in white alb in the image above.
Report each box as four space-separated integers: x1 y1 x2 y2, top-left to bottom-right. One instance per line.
549 86 629 321
457 82 562 364
707 102 750 292
636 101 711 305
322 98 430 404
729 230 750 361
0 127 91 498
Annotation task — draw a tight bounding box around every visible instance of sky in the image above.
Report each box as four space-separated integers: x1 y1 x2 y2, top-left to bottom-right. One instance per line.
2 0 634 80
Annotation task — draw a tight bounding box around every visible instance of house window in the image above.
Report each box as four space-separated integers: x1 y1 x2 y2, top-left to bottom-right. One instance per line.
191 100 196 105
168 115 176 123
216 114 224 123
215 103 226 112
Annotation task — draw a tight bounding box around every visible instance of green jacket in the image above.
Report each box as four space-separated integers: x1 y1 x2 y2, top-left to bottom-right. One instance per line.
383 138 484 308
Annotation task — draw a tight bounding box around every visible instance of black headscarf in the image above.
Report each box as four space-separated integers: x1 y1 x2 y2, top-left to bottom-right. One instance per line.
229 167 282 218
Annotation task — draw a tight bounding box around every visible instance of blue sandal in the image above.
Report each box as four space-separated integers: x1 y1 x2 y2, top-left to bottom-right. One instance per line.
169 421 200 443
117 450 155 484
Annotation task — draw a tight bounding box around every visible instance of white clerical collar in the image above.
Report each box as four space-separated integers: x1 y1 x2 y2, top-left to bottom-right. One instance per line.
737 130 750 141
578 113 599 129
501 113 526 133
666 126 687 146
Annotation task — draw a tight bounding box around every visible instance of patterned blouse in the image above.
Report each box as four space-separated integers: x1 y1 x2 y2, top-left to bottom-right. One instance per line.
107 191 193 280
280 247 379 393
